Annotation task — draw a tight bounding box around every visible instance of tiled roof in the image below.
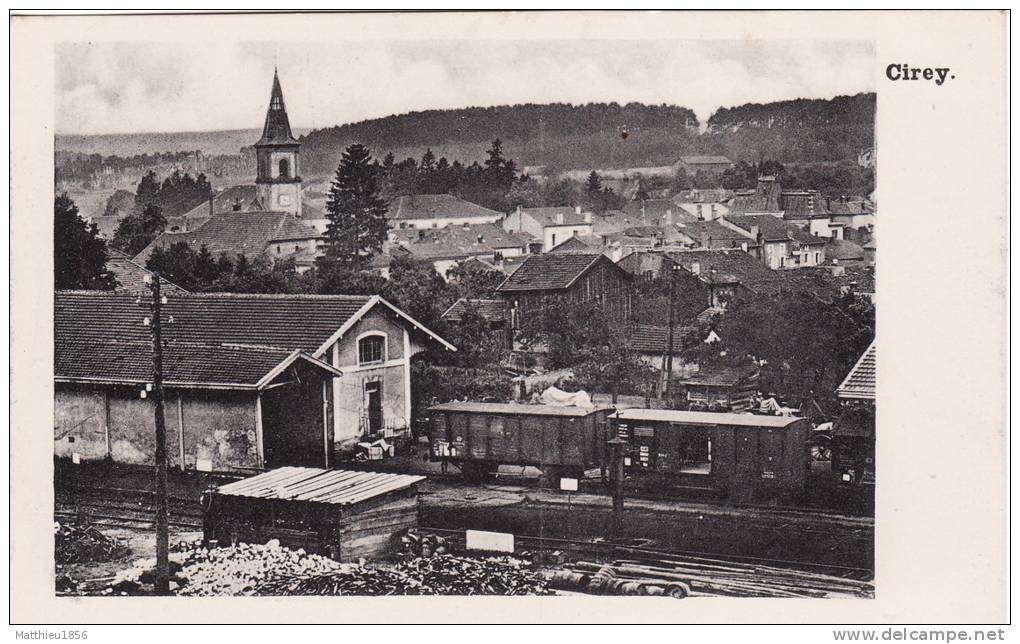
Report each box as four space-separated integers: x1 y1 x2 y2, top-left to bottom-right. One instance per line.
630 324 700 353
519 206 591 227
672 189 734 204
677 155 732 166
496 252 619 292
725 214 827 246
837 341 875 400
135 211 321 265
392 223 530 261
178 185 260 223
107 256 189 296
676 220 748 247
387 194 503 221
826 238 865 261
780 191 831 219
441 298 507 324
53 290 456 387
547 236 598 253
668 249 783 294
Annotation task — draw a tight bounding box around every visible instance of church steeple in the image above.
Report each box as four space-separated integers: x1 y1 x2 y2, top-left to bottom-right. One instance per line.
254 68 302 217
257 68 297 146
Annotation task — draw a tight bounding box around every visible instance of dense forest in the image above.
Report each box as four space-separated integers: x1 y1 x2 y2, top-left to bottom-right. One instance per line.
56 94 876 185
299 95 875 175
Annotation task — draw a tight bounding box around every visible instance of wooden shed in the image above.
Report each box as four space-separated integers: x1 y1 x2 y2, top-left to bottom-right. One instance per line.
203 467 426 561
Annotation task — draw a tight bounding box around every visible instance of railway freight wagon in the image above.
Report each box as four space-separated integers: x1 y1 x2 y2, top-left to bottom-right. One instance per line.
428 402 614 483
611 409 812 501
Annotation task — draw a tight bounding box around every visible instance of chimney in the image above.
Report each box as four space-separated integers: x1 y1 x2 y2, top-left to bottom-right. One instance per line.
691 261 700 276
750 225 760 241
584 212 592 224
233 198 242 212
574 205 582 215
556 212 564 224
665 209 673 225
825 195 832 210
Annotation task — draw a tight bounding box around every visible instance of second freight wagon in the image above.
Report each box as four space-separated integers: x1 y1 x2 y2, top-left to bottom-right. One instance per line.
427 402 614 484
611 408 812 501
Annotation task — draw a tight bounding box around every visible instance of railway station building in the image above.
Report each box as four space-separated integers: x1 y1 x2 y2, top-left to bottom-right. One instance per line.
54 290 455 473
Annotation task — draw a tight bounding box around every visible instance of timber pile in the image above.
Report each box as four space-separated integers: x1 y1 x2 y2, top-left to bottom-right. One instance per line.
103 537 550 596
54 519 129 565
106 539 345 596
259 554 550 596
546 556 875 598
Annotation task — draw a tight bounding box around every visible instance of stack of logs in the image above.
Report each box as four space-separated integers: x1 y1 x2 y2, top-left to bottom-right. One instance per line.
545 555 874 598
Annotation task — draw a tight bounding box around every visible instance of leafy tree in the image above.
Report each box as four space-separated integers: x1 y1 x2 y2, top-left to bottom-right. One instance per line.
134 171 161 211
572 330 657 402
102 189 135 219
541 178 580 207
54 193 115 290
446 262 506 300
321 144 390 269
708 292 874 413
381 254 455 328
311 262 387 296
111 202 166 256
505 178 544 208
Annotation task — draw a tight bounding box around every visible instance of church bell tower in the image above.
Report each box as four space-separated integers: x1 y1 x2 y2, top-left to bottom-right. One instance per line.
255 68 302 217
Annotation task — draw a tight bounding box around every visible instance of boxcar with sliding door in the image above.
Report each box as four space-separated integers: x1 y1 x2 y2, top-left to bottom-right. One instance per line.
610 409 812 500
428 402 613 483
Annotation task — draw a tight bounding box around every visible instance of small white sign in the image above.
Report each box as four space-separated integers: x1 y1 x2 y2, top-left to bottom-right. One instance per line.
71 452 81 465
196 458 213 472
465 529 514 553
559 477 578 492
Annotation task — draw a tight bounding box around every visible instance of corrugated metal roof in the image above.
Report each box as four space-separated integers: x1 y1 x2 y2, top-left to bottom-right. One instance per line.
429 401 611 417
215 467 425 506
613 408 802 428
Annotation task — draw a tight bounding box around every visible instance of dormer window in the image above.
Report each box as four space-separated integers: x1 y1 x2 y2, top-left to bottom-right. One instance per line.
358 333 386 365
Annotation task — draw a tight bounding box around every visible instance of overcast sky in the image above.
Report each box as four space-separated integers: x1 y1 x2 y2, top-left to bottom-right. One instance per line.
56 40 875 135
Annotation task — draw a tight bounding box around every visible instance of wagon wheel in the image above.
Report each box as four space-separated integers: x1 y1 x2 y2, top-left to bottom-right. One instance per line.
809 435 832 461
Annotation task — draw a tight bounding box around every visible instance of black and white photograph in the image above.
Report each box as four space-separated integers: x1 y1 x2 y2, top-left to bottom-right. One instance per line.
9 8 1008 629
49 31 879 600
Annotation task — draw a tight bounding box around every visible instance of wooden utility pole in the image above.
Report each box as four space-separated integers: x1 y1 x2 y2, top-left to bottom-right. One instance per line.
606 436 627 539
662 264 678 400
145 274 170 595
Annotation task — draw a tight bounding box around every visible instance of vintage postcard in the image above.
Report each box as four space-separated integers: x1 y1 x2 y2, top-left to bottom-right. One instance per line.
9 9 1009 627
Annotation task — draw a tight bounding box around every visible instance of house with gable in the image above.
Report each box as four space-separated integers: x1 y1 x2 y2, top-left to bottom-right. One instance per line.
386 194 505 230
495 252 633 340
720 214 828 270
502 205 594 251
53 291 456 470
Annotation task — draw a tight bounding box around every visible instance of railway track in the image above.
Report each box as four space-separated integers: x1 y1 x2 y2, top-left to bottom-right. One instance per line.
417 526 873 581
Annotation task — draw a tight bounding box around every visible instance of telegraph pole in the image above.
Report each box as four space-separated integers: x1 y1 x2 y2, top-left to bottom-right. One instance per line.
144 274 170 595
662 264 678 400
